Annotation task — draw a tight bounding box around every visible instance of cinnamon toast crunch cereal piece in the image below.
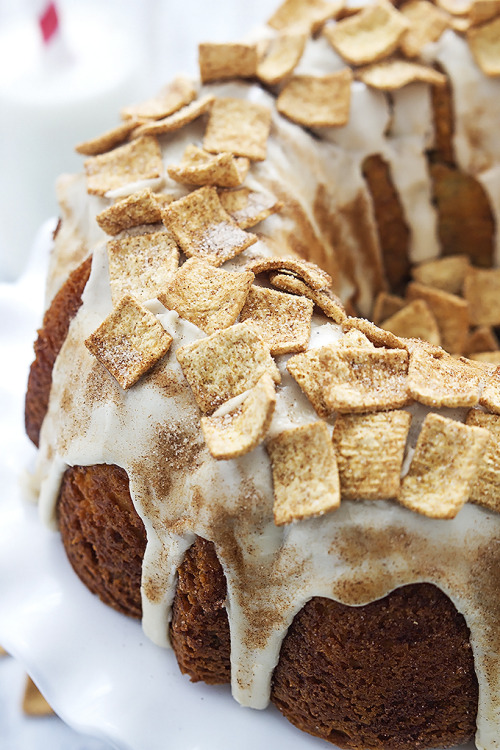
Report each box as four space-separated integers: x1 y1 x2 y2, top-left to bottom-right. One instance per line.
84 136 163 197
107 232 179 305
321 345 410 413
267 421 340 526
96 189 164 235
23 676 54 716
467 16 500 76
372 292 405 324
466 410 500 512
167 145 249 188
469 0 500 26
399 0 450 57
158 258 254 334
85 295 173 389
380 299 441 346
198 42 258 83
203 98 272 161
218 188 282 229
338 329 375 348
75 120 140 156
239 285 314 355
342 317 405 349
323 1 410 65
463 267 500 327
247 256 332 290
121 76 197 120
398 413 489 519
465 326 499 355
201 373 276 459
407 346 482 407
286 331 374 416
176 322 280 413
480 367 500 413
268 0 343 32
269 272 346 322
161 186 257 265
333 411 411 499
132 95 215 137
406 281 469 354
257 32 308 85
411 255 470 295
277 70 352 127
287 347 333 417
356 59 446 89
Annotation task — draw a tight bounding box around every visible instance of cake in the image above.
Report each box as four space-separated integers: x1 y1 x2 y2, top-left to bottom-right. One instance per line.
25 1 500 748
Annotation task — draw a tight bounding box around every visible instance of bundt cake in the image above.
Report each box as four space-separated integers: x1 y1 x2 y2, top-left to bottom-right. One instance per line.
25 1 500 748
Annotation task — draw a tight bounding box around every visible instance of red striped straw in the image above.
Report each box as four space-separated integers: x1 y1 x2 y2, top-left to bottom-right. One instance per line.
39 2 60 45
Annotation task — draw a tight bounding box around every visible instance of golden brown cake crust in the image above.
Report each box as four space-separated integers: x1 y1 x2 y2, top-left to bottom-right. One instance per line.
170 536 231 685
272 587 478 750
25 255 92 447
58 464 146 619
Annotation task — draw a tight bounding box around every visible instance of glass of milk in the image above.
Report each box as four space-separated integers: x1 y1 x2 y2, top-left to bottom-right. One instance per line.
0 0 150 281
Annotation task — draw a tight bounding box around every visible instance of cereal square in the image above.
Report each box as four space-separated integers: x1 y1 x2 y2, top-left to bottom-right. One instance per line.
399 0 450 57
406 281 469 354
323 1 410 65
218 188 282 229
161 186 257 265
467 16 500 77
398 413 489 518
121 76 197 120
372 292 405 325
203 98 272 161
201 373 276 459
268 0 342 33
356 60 446 90
75 120 139 156
380 299 441 346
286 333 374 417
267 421 340 525
465 326 499 356
84 136 163 197
167 145 249 188
107 231 179 305
277 71 352 128
133 95 215 138
85 295 173 389
257 32 307 85
158 258 254 334
480 366 500 414
342 317 405 350
176 321 281 413
463 267 500 327
321 346 410 413
246 256 332 290
96 189 164 235
407 345 481 408
411 254 470 295
332 410 411 499
198 42 258 83
269 272 346 323
466 410 500 512
239 285 314 355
